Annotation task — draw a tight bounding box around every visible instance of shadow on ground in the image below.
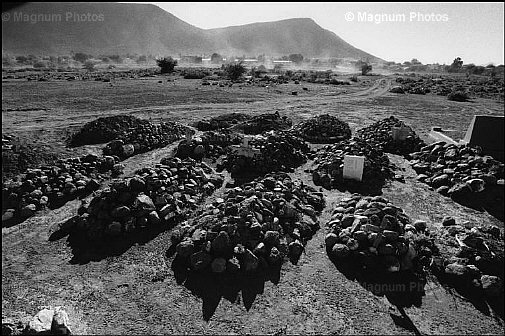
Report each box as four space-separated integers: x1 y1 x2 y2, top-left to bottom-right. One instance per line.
49 217 181 264
168 250 282 321
327 251 426 335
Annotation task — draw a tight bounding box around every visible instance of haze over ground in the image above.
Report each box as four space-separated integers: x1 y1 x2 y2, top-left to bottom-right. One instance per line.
148 2 504 66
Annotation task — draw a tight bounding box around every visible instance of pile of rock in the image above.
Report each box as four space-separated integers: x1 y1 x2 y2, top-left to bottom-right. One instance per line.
193 113 252 131
2 154 122 224
432 219 504 298
69 115 149 146
102 121 191 159
325 194 434 272
293 114 352 143
66 158 224 241
218 131 311 178
312 138 394 190
356 116 426 156
234 112 292 134
172 172 325 273
409 142 504 201
175 130 243 161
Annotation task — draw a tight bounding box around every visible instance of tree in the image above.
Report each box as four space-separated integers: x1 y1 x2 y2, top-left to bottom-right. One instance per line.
73 52 89 63
83 60 95 72
288 54 304 64
211 53 223 64
224 61 246 81
156 57 178 74
448 57 463 73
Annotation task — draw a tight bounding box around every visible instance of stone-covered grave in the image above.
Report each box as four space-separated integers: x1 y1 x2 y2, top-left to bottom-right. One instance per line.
324 194 438 308
356 116 426 156
52 157 224 263
174 130 243 162
218 131 312 182
232 111 293 135
2 154 123 227
292 114 352 143
312 138 396 194
192 112 253 131
102 121 192 160
168 173 325 319
429 218 504 315
69 115 148 147
409 142 504 219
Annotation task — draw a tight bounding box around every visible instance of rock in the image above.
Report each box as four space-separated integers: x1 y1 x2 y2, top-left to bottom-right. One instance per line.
190 251 212 271
211 231 230 256
26 308 54 334
466 178 485 192
51 307 71 335
325 233 339 250
20 204 37 218
332 243 350 259
413 220 427 231
243 249 259 272
134 194 156 213
111 205 131 218
263 230 280 246
227 257 241 272
432 174 449 188
128 177 146 192
442 216 456 226
2 210 15 222
481 275 503 296
176 239 194 258
288 240 304 260
445 263 469 277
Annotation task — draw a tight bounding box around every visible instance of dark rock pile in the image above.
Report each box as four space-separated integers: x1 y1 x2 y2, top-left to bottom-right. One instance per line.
233 112 292 134
356 116 426 156
325 194 436 272
430 219 504 300
312 138 395 191
64 158 224 244
2 154 122 225
69 115 149 146
102 121 191 159
218 131 311 180
193 113 252 131
409 142 504 214
175 130 243 161
171 172 325 273
293 114 352 143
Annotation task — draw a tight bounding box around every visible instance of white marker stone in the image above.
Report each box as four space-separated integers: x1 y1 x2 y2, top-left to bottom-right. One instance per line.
343 155 364 181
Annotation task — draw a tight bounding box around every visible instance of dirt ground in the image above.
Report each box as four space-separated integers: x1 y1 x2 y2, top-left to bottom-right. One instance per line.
2 73 504 335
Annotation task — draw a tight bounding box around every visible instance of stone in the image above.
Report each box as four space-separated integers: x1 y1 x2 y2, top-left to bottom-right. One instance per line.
20 204 37 218
190 251 212 271
332 243 350 259
134 194 156 212
227 257 241 272
481 275 503 296
325 233 339 250
51 307 71 335
211 231 230 256
442 216 456 226
263 230 280 246
243 249 259 272
413 220 427 231
27 308 54 334
176 239 194 258
111 206 130 218
445 263 469 277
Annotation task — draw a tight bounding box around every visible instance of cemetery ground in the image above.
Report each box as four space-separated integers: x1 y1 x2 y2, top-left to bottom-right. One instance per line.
2 72 504 334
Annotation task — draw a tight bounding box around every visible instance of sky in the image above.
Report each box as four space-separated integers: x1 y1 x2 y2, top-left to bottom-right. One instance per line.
141 2 504 66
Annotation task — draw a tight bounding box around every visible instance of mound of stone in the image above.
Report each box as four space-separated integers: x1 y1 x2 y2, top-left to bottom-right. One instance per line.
312 138 395 190
409 142 504 206
175 130 243 161
66 158 224 242
234 112 292 134
193 113 252 131
172 172 325 273
325 194 436 273
218 131 310 179
2 154 122 225
70 115 148 147
356 116 426 156
293 114 352 143
102 121 191 159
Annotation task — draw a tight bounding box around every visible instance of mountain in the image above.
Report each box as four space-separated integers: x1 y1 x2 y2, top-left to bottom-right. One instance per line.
1 2 382 61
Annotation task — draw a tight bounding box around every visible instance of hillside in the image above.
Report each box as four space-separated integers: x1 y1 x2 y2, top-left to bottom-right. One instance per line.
1 2 381 61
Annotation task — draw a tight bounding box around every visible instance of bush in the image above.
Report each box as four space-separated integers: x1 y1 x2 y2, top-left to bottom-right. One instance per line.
448 90 469 102
224 62 246 81
156 57 178 74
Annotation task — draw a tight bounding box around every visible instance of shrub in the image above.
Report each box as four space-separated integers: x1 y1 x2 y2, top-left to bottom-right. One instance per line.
224 62 246 81
156 57 178 74
447 90 469 102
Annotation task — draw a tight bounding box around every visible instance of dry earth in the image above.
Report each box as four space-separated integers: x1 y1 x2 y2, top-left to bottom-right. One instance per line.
2 73 504 335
